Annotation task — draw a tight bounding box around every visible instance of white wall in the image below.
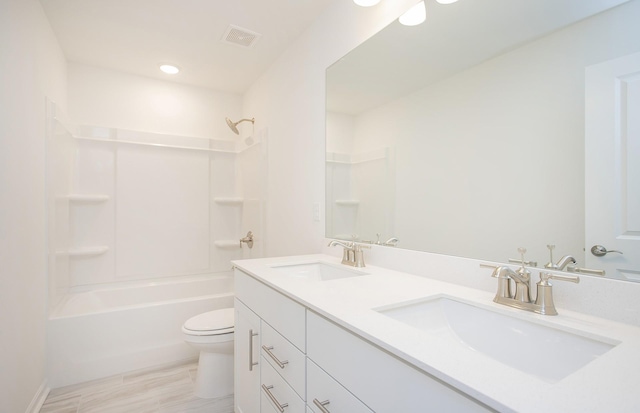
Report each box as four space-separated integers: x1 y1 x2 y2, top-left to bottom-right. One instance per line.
0 0 67 411
68 63 243 140
348 0 640 266
243 0 417 257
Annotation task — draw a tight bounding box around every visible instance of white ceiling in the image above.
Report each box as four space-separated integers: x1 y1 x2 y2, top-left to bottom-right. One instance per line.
39 0 336 93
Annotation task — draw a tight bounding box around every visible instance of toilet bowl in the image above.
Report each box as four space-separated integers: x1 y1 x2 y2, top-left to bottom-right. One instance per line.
182 308 234 399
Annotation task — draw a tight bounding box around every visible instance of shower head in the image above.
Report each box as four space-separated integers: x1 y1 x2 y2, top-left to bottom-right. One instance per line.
225 117 255 135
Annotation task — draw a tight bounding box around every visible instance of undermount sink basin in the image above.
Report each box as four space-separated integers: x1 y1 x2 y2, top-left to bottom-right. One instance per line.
377 296 617 383
269 261 368 281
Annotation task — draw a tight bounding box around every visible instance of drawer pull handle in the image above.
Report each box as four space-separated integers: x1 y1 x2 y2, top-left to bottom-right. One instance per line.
262 345 289 369
313 399 331 413
249 329 258 371
262 384 289 412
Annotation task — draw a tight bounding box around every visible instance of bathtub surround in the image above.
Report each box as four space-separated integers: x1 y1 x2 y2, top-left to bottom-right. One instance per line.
45 59 266 390
45 113 263 387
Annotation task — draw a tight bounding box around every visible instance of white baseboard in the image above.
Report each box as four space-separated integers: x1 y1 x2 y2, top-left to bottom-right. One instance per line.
25 379 50 413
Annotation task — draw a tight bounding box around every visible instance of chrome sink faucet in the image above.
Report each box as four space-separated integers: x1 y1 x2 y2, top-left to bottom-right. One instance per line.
328 240 370 267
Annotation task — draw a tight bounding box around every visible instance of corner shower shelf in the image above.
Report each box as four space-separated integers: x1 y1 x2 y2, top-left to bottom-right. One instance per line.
214 197 244 206
57 246 109 257
335 200 360 206
65 194 110 203
214 240 241 249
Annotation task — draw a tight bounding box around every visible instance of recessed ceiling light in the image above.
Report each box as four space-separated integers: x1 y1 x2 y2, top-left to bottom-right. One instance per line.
159 64 180 75
399 1 426 26
436 0 459 4
353 0 381 7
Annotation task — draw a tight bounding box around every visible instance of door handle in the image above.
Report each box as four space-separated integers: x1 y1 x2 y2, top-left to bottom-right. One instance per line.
591 245 623 257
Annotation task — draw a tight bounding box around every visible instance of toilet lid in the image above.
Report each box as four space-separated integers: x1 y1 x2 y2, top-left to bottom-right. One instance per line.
184 308 234 334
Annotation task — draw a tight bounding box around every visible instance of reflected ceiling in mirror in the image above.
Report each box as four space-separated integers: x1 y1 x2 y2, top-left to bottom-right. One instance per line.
325 0 640 280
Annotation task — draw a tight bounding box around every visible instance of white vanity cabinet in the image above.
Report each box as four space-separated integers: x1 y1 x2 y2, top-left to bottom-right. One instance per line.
235 268 491 413
306 311 492 413
235 269 307 412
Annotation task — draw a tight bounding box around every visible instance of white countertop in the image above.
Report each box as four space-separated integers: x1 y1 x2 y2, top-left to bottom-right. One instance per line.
233 254 640 413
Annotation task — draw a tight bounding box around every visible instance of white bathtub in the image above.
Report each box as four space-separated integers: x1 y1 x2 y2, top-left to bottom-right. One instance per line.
47 273 234 388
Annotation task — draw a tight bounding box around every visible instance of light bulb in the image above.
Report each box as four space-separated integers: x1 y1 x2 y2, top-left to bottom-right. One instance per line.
159 64 180 75
353 0 381 7
399 1 426 26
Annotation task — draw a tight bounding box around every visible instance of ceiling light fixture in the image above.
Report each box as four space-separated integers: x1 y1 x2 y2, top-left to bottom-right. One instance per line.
159 64 180 75
436 0 458 4
353 0 381 7
399 1 426 26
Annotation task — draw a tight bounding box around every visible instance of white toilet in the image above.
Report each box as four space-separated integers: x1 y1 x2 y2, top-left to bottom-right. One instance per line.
182 308 235 399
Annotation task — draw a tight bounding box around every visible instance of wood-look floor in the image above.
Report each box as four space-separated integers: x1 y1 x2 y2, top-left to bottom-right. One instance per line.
39 359 234 413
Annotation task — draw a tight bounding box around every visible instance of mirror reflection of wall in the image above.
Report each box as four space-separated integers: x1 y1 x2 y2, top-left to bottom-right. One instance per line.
326 0 640 279
326 113 395 242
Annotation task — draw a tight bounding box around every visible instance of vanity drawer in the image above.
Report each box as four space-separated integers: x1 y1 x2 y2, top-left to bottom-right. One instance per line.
235 268 306 351
307 311 491 413
261 355 305 413
307 358 373 413
261 321 306 399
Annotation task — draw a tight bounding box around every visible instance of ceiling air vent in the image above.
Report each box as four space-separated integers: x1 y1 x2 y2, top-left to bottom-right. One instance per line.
221 25 262 49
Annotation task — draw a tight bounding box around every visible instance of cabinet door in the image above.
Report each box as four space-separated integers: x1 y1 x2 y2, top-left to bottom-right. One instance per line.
235 298 261 413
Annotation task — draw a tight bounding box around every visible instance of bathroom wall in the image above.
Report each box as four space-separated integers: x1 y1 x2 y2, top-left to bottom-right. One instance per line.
242 0 417 257
338 0 640 264
68 63 243 140
0 0 67 411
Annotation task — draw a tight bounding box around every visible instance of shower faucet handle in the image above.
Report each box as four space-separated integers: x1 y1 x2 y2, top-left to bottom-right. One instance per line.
240 231 254 249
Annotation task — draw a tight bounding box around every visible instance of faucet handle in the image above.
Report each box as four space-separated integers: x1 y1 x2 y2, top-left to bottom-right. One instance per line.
508 258 538 267
516 247 531 279
566 265 605 276
534 272 580 315
539 272 580 286
544 244 559 269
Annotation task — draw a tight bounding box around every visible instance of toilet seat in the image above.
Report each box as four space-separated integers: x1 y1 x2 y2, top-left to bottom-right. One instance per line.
183 308 234 336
